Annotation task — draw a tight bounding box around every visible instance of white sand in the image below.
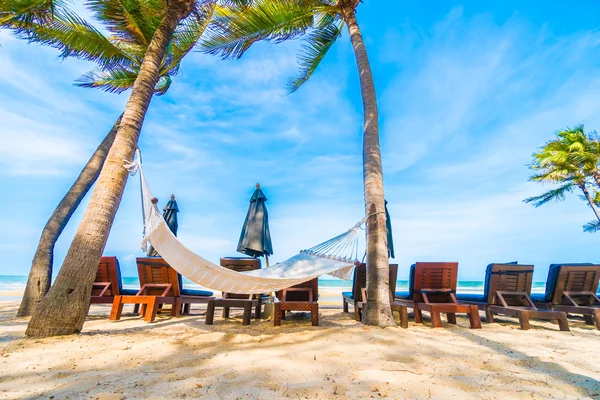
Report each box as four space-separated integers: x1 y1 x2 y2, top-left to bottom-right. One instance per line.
1 294 599 399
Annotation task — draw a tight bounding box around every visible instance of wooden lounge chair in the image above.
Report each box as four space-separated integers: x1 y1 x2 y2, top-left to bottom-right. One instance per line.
342 263 399 321
91 256 138 305
394 262 482 329
274 278 319 326
205 257 266 326
456 263 569 331
110 257 214 322
531 263 600 330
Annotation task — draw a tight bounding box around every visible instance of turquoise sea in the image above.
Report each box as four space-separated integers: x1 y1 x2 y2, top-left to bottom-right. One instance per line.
0 275 548 295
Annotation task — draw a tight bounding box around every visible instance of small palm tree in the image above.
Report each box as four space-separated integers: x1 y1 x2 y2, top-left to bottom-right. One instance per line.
20 0 248 338
3 0 212 317
525 125 600 232
201 0 394 326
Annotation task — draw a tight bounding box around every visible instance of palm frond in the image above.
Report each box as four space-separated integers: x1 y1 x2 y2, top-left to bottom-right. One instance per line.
75 67 138 93
287 18 342 92
524 182 576 207
201 0 325 59
85 0 163 46
15 7 137 69
154 74 171 95
162 2 214 75
0 0 61 28
583 219 600 233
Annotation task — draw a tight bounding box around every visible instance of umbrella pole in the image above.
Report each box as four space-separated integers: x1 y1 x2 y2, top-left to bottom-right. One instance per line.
265 254 269 267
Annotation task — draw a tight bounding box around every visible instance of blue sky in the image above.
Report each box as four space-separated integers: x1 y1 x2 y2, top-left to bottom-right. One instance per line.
1 1 600 282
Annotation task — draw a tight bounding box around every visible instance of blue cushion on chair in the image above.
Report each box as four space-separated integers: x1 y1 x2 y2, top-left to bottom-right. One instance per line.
455 293 486 303
181 288 214 297
543 263 595 302
342 291 353 300
407 264 416 299
530 293 546 303
395 291 410 299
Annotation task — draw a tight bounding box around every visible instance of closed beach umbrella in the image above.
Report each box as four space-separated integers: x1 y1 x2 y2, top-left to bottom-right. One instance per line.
237 183 273 265
147 194 179 256
385 200 395 259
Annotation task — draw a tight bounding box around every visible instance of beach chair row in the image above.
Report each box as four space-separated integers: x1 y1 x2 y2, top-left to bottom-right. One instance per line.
343 262 600 331
92 256 319 326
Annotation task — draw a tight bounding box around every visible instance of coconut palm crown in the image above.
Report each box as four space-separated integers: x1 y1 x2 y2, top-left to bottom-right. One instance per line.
525 125 600 232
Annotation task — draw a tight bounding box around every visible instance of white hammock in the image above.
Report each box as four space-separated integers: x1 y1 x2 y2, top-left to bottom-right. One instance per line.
126 150 363 294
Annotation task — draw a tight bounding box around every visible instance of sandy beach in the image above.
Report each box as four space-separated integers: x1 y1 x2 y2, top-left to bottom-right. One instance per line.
1 290 599 400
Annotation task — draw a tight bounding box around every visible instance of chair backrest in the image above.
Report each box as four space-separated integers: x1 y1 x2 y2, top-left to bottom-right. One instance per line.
220 257 261 298
136 257 181 297
352 263 398 300
220 257 261 272
93 256 122 296
276 278 318 302
484 264 534 305
546 264 600 305
412 262 458 302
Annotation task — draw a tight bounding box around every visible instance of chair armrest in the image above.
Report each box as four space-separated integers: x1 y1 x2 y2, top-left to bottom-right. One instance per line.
496 291 535 308
282 288 313 302
92 282 111 297
138 284 173 297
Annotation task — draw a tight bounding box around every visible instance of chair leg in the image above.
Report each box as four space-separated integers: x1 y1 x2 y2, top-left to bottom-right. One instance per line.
343 299 348 313
468 306 482 329
430 310 442 328
109 296 124 321
557 313 570 332
242 302 252 326
594 309 600 330
484 305 494 323
205 300 215 325
274 303 282 326
447 313 457 324
517 311 531 330
312 304 319 326
172 298 181 317
399 306 408 329
140 304 147 318
133 304 140 315
583 315 594 325
255 299 261 320
414 308 423 324
222 306 230 319
144 298 159 323
281 310 286 320
183 303 191 315
353 301 359 321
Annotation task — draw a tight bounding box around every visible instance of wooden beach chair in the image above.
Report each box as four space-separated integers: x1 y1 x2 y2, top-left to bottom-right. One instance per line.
205 257 267 326
531 264 600 330
274 278 319 326
394 262 482 329
342 263 399 321
456 263 569 331
110 257 214 322
91 256 138 305
356 288 408 328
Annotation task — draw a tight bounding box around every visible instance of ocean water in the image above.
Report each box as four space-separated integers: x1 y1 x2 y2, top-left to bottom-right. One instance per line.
0 275 548 294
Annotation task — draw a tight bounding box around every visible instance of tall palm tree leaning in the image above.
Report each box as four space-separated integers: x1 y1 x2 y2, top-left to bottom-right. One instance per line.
1 0 207 316
25 0 247 338
202 0 394 326
525 125 600 232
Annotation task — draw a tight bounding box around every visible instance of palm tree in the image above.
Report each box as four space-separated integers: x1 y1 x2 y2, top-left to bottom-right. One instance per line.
2 0 210 317
23 0 249 338
202 0 394 326
525 125 600 232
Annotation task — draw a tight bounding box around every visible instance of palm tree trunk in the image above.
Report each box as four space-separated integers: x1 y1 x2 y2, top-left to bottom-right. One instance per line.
25 0 194 338
341 3 394 327
17 115 122 317
579 184 600 221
